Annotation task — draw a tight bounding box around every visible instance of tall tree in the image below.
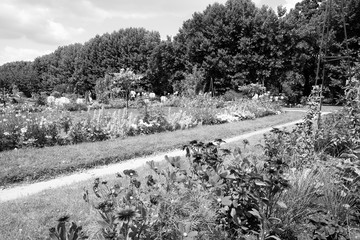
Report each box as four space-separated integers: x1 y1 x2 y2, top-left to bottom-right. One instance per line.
0 61 39 97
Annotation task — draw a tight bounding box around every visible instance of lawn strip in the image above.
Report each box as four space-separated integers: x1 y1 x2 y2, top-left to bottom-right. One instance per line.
0 111 305 187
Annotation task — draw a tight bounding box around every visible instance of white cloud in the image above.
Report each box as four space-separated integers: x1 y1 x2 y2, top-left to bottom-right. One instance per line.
45 20 85 42
253 0 299 12
77 0 110 20
0 47 52 66
112 12 159 20
284 0 299 12
0 0 86 45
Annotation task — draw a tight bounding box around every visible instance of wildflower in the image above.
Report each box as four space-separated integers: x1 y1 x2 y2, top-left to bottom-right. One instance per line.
114 206 140 223
3 132 10 136
146 175 156 187
95 200 114 212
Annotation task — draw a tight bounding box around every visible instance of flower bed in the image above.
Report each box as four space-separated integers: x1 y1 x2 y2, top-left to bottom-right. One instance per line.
0 98 281 151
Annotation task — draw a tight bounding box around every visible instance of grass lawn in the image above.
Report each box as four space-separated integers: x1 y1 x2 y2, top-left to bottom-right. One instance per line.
0 111 306 188
0 111 307 240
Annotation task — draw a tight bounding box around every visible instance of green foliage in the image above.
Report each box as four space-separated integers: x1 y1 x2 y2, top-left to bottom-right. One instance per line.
222 90 243 101
80 166 218 240
62 103 88 112
51 91 62 98
175 67 205 97
182 139 290 240
35 93 48 106
95 74 112 104
95 69 143 107
147 39 179 95
48 216 88 240
281 71 305 105
258 83 360 238
238 84 266 98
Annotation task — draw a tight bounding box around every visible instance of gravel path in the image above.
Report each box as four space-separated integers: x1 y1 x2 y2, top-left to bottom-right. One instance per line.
0 112 330 202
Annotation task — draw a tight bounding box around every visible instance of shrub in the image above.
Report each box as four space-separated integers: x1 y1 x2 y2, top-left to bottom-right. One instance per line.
63 103 88 112
163 95 182 107
222 89 243 101
63 93 78 103
238 83 266 98
35 93 47 106
110 99 127 109
51 91 61 98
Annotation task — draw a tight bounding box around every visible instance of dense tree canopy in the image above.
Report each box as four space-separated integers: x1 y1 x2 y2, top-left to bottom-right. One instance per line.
0 0 359 103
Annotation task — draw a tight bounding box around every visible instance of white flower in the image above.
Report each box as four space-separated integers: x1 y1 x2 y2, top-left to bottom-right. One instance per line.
20 127 27 134
3 132 10 136
216 114 238 122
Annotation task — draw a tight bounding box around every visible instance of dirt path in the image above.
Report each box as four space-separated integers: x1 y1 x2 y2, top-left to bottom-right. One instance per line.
0 112 330 202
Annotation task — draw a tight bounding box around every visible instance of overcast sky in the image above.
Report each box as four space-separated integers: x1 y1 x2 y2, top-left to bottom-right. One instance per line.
0 0 299 66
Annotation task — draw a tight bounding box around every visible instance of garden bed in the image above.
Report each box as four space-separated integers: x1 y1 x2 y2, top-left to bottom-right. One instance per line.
0 97 281 152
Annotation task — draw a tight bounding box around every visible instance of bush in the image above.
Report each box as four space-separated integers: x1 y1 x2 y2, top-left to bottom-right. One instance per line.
109 99 127 109
163 95 182 107
63 93 78 103
51 91 61 98
63 102 88 112
35 93 47 106
238 83 266 98
222 89 243 101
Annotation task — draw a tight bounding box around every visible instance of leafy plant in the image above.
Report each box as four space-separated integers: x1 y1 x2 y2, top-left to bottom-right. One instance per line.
48 216 88 240
82 172 157 240
182 139 290 240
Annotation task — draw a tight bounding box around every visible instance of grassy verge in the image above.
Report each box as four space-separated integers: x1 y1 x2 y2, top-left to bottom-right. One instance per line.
0 111 305 188
0 116 295 240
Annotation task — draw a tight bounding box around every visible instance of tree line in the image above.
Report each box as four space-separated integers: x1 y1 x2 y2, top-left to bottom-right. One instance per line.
0 0 359 103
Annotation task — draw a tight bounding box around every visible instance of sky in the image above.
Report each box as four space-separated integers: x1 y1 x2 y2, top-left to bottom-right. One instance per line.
0 0 299 66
